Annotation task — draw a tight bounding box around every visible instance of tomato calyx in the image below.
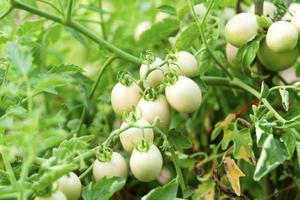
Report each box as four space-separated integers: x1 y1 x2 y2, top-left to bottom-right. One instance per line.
143 87 159 101
117 71 135 86
141 50 156 65
164 71 178 85
135 138 150 152
96 146 113 162
122 107 142 124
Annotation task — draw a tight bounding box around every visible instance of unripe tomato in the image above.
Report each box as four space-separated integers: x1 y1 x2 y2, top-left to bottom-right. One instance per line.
257 40 298 71
137 95 170 128
56 172 81 200
120 119 154 152
134 21 151 40
225 13 258 47
225 43 240 68
139 57 167 87
93 152 128 180
266 21 298 53
165 76 202 113
130 144 163 182
35 191 67 200
193 3 207 18
248 1 277 18
282 3 300 20
169 51 198 77
111 82 141 115
291 12 300 35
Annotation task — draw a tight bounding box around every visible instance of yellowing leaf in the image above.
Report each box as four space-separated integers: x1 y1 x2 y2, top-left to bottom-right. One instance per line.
223 157 245 196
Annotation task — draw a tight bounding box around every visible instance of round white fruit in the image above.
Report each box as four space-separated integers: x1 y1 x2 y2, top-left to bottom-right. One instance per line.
165 76 202 113
193 3 207 17
282 3 300 20
137 95 170 128
93 152 128 180
169 51 198 77
130 144 163 182
111 82 141 115
291 12 300 35
120 119 154 152
224 13 258 47
225 43 240 68
140 57 167 87
56 172 82 200
266 21 298 53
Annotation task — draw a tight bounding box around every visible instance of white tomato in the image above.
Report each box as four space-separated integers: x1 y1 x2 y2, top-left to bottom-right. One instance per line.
266 21 298 53
139 57 167 87
130 144 163 182
93 152 128 180
111 82 141 115
224 13 258 47
56 172 81 200
169 51 198 77
282 3 300 20
137 95 170 128
165 76 202 113
225 43 240 68
120 119 154 152
291 12 300 35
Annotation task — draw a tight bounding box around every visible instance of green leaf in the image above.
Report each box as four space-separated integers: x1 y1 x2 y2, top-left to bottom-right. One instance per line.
33 75 70 95
82 177 126 200
157 5 177 15
139 18 180 47
254 134 290 181
167 129 192 149
17 19 44 36
255 120 273 147
79 4 108 14
50 64 85 74
259 82 269 99
6 42 32 75
65 27 87 46
174 23 199 50
233 128 253 164
192 179 214 200
141 179 178 200
282 130 296 159
279 88 289 111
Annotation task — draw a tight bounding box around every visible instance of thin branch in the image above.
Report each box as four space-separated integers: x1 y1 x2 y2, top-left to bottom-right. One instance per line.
0 6 13 20
254 0 264 15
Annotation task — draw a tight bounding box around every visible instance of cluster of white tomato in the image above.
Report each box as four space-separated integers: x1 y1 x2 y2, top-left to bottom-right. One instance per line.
225 1 300 72
91 50 202 184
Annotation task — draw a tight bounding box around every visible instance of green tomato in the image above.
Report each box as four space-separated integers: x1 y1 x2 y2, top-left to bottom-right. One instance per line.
225 13 258 47
266 21 298 53
93 152 128 180
165 76 202 113
111 82 141 115
257 40 298 71
130 144 163 182
248 1 277 18
120 119 154 152
35 191 67 200
169 51 199 77
56 172 81 200
137 95 170 128
139 57 167 87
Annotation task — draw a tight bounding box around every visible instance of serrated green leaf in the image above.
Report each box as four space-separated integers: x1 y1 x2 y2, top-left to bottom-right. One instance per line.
254 134 289 181
33 75 70 94
233 128 253 164
142 179 178 200
167 129 192 149
82 177 126 200
17 19 44 36
282 130 296 159
50 64 85 74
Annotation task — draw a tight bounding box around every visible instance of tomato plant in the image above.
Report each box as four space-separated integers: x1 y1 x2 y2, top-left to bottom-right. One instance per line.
1 0 300 199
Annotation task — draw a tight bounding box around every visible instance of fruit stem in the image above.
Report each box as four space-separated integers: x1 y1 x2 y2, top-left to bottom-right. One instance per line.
254 0 265 16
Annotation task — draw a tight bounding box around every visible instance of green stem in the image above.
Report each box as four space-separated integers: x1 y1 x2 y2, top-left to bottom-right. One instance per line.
10 0 141 64
99 0 107 40
79 164 93 180
0 6 13 20
66 0 73 23
169 147 186 192
76 56 115 135
254 0 264 15
189 0 233 79
0 143 17 184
